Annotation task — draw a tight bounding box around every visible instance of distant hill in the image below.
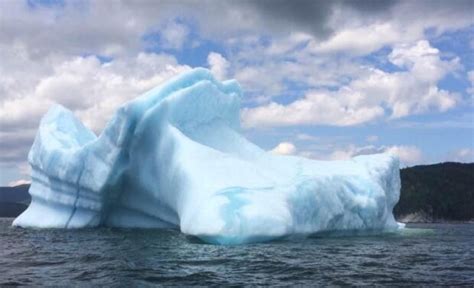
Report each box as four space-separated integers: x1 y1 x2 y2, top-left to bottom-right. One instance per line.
394 162 474 222
0 184 30 217
1 162 473 222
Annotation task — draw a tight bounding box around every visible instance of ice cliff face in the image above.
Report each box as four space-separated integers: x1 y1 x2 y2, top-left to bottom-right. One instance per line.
13 68 402 244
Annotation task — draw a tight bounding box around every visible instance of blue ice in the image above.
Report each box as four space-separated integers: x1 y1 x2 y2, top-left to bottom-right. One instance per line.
13 68 403 244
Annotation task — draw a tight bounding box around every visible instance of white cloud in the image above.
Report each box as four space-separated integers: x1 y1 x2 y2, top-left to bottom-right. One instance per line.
383 146 423 166
0 1 145 58
294 142 423 167
1 0 472 61
1 52 189 133
216 2 473 105
0 49 190 174
445 148 474 163
310 0 474 56
207 52 229 80
242 91 385 127
242 40 460 128
8 179 31 187
159 21 189 50
327 144 423 167
270 142 297 155
234 65 287 101
310 23 403 56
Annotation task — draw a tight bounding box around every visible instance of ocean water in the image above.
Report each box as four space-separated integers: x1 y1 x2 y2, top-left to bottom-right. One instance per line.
1 218 473 286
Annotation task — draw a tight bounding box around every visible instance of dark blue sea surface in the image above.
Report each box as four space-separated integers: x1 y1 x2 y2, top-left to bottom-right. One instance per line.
1 218 473 286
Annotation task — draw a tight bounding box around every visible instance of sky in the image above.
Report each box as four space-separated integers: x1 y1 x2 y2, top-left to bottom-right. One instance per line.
0 0 473 186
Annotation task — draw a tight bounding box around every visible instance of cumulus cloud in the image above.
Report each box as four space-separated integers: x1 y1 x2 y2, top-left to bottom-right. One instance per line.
445 148 474 163
310 23 403 56
207 52 229 81
326 144 423 167
270 142 297 155
159 21 189 50
1 1 145 57
0 1 346 59
1 0 472 60
308 1 473 56
242 91 385 127
383 146 423 166
8 179 30 187
0 52 190 132
219 1 473 104
0 49 190 172
293 141 423 166
242 40 460 128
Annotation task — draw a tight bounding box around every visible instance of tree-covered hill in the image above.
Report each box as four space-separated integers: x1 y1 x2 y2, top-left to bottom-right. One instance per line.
0 184 30 217
394 162 474 222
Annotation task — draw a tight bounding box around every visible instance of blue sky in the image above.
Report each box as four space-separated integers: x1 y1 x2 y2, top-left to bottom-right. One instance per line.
0 0 473 186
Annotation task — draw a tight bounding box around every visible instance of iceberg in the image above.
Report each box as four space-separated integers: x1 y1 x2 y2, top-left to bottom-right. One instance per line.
13 68 402 244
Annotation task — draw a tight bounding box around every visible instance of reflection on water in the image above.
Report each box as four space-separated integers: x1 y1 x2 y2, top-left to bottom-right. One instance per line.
0 219 473 286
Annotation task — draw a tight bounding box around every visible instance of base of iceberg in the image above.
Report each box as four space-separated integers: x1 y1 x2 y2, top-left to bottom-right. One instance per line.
13 68 402 244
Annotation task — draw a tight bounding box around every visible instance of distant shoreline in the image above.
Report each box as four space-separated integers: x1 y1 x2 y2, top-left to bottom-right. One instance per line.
2 217 473 226
398 219 474 224
396 209 474 224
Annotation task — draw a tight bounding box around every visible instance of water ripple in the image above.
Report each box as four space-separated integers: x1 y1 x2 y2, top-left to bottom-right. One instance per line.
1 219 473 286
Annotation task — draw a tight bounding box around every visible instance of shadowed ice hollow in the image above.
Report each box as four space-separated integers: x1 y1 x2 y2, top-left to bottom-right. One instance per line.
13 68 403 244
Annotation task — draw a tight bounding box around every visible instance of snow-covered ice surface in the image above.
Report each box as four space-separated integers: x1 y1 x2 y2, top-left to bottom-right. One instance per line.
13 68 403 244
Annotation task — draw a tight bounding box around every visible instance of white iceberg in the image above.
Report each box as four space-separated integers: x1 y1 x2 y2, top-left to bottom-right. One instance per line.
13 68 402 244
